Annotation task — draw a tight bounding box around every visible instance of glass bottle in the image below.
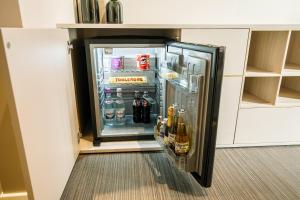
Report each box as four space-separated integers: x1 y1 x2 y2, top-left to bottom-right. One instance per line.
106 0 123 24
168 104 178 150
160 119 167 139
175 109 190 155
133 91 142 123
142 91 151 123
103 88 115 126
156 116 162 136
164 105 174 145
115 88 125 125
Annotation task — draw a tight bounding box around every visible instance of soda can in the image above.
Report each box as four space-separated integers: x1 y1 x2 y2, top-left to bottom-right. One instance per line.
136 54 150 70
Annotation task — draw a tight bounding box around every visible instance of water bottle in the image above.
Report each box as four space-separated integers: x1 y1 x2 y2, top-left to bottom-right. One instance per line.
103 88 115 126
115 88 125 125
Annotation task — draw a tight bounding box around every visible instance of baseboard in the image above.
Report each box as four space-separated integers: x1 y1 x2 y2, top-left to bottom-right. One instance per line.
217 141 300 148
0 192 28 200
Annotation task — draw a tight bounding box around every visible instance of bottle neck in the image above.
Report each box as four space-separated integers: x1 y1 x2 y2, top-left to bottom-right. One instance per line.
177 113 185 123
106 93 112 98
117 92 122 98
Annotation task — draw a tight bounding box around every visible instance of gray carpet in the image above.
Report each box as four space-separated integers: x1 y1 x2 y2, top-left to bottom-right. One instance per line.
61 146 300 200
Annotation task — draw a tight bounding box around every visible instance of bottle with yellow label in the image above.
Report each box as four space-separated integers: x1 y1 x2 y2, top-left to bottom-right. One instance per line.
164 105 174 145
175 109 190 155
168 104 178 150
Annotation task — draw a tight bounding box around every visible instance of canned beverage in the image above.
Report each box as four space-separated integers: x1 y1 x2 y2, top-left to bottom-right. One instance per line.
111 56 124 70
136 54 150 70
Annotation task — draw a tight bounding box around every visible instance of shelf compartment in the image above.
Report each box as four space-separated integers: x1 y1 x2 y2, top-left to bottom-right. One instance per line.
246 66 281 77
284 31 300 76
283 64 300 76
155 136 188 171
241 77 280 108
246 31 289 76
102 115 157 136
277 77 300 105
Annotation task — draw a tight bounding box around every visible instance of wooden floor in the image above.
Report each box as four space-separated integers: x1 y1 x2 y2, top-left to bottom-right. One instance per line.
61 146 300 200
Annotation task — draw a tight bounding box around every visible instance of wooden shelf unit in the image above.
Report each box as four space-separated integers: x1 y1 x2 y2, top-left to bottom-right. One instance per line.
241 77 280 108
283 31 300 76
277 77 300 105
246 31 289 77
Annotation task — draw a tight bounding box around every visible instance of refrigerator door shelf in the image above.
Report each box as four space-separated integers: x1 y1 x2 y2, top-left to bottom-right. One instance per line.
154 75 205 173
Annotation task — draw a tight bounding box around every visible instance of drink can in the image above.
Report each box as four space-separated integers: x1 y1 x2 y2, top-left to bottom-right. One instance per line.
136 54 150 70
111 56 124 70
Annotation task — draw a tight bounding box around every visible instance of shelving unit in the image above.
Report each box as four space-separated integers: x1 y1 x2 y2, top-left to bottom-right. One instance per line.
277 77 300 105
237 28 300 147
283 31 300 76
241 77 280 108
246 31 289 77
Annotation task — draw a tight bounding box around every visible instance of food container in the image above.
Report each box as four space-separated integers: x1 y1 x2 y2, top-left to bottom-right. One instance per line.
111 56 124 70
136 54 150 70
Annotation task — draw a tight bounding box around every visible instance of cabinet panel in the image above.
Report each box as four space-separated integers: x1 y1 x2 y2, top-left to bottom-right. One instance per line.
181 29 249 75
235 108 300 144
216 77 242 145
1 28 78 200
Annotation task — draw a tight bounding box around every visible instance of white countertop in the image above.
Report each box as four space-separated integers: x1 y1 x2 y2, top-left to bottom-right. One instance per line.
57 23 300 30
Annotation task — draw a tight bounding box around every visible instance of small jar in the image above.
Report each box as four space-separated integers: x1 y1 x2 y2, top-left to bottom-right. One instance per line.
106 0 123 24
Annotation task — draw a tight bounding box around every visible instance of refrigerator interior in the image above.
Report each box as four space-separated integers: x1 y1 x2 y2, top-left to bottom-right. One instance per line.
92 46 166 136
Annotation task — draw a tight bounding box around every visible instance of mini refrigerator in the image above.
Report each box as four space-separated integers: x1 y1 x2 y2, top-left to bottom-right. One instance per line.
85 36 224 187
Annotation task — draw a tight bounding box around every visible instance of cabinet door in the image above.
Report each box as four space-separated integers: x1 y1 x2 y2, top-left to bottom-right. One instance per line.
181 29 249 75
216 77 242 145
235 108 300 145
1 28 79 200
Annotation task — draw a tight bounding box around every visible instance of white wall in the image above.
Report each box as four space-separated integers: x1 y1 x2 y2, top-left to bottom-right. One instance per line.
122 0 300 24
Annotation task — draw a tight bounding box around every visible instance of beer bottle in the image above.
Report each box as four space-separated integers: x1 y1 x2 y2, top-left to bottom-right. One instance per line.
175 109 190 155
168 104 178 150
165 105 174 145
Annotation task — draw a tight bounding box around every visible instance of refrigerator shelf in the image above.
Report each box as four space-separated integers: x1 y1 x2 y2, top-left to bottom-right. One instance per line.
158 67 203 94
102 115 157 136
104 69 156 73
154 134 189 171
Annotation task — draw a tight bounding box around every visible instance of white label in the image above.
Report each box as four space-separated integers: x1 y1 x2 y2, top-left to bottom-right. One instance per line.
104 109 115 119
116 108 125 119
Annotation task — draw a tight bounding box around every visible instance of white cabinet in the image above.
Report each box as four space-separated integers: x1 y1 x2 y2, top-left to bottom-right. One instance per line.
18 0 75 28
0 28 79 200
216 77 243 145
181 29 249 75
0 0 75 28
235 107 300 145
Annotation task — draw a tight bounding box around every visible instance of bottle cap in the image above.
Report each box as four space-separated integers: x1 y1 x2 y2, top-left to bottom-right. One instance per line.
117 88 122 92
144 91 148 94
